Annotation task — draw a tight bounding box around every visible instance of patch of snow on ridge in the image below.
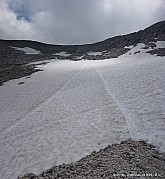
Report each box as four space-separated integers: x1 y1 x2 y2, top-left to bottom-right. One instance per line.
54 52 71 57
88 51 102 56
124 45 134 49
123 41 165 59
11 47 40 54
122 43 156 58
155 41 165 48
77 55 85 60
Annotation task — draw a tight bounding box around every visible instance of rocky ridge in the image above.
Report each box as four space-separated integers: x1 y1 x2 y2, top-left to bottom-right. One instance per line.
1 20 165 59
18 140 165 179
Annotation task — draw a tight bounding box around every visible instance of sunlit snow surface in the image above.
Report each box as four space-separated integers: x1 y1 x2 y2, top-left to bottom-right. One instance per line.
0 46 165 178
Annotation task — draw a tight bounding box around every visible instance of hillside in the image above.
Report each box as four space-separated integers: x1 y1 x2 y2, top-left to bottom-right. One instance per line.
1 20 165 57
0 20 165 85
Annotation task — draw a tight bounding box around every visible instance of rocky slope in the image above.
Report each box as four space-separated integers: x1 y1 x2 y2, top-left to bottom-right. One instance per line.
18 140 165 179
0 45 52 85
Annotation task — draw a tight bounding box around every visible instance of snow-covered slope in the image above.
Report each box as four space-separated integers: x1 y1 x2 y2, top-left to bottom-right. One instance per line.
123 41 165 58
91 56 165 149
0 52 165 178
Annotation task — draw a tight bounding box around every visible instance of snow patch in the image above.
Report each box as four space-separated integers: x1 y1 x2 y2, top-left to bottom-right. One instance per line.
123 41 165 59
77 55 85 60
11 47 40 54
124 45 134 49
122 43 155 58
54 52 71 57
155 41 165 48
88 51 102 56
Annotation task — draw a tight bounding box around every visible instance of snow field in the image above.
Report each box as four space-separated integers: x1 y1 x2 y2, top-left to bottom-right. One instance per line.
0 49 165 178
90 56 165 150
0 60 130 179
0 60 83 133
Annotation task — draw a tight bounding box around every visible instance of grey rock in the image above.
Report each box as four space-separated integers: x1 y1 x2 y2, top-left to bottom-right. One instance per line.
18 140 165 179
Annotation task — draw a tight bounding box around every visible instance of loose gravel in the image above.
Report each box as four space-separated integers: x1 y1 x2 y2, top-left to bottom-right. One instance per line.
18 140 165 179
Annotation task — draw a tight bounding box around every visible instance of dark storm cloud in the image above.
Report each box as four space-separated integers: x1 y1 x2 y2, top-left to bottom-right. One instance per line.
0 0 165 44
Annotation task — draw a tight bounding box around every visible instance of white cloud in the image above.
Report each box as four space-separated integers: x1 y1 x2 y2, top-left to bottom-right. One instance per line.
0 0 41 41
0 0 164 44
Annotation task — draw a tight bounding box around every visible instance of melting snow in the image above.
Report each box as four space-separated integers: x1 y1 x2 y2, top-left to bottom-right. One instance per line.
88 51 102 56
122 43 155 58
123 42 165 59
124 45 134 49
155 41 165 48
0 53 165 178
11 47 40 54
54 52 71 57
77 55 85 60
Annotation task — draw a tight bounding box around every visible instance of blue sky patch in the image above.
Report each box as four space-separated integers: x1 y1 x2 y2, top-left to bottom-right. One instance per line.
8 2 31 22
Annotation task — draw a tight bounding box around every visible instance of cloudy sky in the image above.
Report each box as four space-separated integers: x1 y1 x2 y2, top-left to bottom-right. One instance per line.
0 0 164 45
